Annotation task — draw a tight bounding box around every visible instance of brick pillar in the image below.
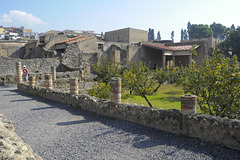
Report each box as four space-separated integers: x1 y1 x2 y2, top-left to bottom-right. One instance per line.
45 75 52 90
51 66 56 83
181 95 197 115
110 50 121 63
16 62 22 83
28 75 35 86
79 70 84 81
70 77 78 96
110 77 121 115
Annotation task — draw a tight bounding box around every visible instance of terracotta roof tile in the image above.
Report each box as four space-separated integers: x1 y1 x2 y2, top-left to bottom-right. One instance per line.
143 43 199 51
168 45 199 51
55 35 84 45
143 44 173 51
66 36 95 44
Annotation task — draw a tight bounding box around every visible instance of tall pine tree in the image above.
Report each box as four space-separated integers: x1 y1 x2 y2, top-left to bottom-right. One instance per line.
171 31 174 42
148 28 155 41
181 29 184 41
183 29 188 40
157 31 161 40
231 24 236 31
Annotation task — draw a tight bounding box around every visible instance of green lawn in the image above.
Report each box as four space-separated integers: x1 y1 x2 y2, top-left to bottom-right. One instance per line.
122 84 184 110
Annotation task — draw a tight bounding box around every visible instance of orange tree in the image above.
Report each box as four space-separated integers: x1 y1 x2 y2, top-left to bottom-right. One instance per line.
180 51 240 119
121 62 156 108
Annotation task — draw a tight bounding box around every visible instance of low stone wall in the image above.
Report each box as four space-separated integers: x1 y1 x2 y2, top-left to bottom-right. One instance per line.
0 114 42 160
17 83 240 151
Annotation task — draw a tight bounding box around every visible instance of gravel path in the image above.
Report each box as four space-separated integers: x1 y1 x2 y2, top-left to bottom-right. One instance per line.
0 86 239 160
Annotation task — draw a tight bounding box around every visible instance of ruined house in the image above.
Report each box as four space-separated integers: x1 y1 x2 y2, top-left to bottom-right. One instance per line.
105 28 222 68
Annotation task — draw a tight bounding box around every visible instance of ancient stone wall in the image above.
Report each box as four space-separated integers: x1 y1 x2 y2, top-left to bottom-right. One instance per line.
18 83 240 151
0 56 60 76
0 42 26 58
0 114 42 160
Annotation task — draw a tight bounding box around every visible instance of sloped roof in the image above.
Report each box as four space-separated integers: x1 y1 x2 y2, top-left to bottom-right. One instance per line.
66 36 95 44
55 35 84 44
55 35 95 45
168 45 199 51
143 44 174 51
143 43 199 51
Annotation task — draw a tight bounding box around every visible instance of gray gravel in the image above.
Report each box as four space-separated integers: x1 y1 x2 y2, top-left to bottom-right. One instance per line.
0 86 239 160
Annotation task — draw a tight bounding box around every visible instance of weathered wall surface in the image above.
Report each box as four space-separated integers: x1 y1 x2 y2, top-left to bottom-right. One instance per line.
0 114 42 160
129 28 148 44
105 28 148 44
127 44 142 63
0 42 26 58
105 28 130 43
0 56 60 76
18 83 240 151
61 42 102 72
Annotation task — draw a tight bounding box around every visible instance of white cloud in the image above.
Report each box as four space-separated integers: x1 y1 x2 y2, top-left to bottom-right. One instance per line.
0 10 48 26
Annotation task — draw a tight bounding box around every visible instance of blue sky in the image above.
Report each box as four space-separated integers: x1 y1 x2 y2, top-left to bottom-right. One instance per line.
0 0 239 42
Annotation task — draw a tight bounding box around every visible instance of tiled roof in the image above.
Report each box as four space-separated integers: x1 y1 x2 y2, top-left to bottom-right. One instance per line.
168 45 199 51
143 43 199 51
55 35 84 44
143 44 173 51
66 36 95 44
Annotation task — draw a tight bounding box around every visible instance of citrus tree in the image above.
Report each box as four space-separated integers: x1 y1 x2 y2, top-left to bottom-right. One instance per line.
180 51 240 119
122 62 156 108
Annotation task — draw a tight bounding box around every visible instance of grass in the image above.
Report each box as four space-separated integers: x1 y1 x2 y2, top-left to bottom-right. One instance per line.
122 83 184 110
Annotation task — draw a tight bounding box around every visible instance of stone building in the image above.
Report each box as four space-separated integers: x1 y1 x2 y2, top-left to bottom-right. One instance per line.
105 28 221 68
105 27 148 44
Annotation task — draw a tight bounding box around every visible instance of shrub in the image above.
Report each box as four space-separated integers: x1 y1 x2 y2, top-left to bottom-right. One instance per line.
88 82 110 99
92 59 123 83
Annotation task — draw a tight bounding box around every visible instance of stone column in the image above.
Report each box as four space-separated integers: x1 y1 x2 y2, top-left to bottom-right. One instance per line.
45 75 52 90
110 77 121 115
172 55 175 65
181 95 197 115
110 50 121 63
79 70 84 81
51 66 56 83
189 55 192 65
16 62 22 83
85 65 90 77
28 76 35 86
70 77 78 96
162 55 166 69
78 54 82 67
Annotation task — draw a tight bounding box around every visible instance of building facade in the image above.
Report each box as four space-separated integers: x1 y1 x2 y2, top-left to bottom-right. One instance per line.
105 28 148 44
